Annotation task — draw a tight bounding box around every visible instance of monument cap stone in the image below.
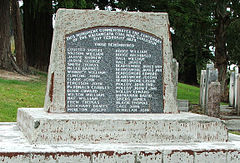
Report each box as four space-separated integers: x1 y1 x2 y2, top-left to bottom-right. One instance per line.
44 9 178 113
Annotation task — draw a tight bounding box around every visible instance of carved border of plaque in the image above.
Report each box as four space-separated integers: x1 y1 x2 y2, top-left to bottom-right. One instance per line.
65 26 163 113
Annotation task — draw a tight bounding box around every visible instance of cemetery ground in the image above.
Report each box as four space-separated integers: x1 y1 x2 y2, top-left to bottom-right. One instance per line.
0 69 239 135
0 69 46 122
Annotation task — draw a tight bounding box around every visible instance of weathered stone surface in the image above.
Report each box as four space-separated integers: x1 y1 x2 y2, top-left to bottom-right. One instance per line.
207 82 221 117
1 123 240 163
195 150 227 162
44 9 177 113
17 108 228 144
172 58 179 107
163 150 194 162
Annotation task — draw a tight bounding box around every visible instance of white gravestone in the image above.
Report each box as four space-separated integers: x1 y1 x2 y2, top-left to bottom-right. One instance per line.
200 64 218 113
237 75 240 115
234 66 239 109
200 70 206 108
229 72 235 106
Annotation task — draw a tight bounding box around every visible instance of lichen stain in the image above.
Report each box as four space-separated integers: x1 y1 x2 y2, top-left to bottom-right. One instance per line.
55 152 92 157
49 72 54 103
195 149 228 154
0 152 29 159
139 151 153 156
168 150 195 157
92 151 115 157
168 24 172 42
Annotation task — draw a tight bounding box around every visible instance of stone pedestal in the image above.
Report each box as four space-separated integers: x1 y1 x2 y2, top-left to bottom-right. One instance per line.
17 108 227 145
1 122 240 163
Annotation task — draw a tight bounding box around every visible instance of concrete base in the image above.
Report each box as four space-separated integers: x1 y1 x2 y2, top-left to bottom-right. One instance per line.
17 108 228 144
222 116 240 131
1 123 240 163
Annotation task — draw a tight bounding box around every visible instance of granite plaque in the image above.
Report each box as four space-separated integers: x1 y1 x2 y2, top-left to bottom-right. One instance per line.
65 26 163 113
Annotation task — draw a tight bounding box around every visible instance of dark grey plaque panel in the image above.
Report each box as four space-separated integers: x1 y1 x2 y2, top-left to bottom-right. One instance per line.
65 27 163 113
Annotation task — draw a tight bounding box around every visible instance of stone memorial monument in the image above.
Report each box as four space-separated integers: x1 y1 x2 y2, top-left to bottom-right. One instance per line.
44 12 178 114
1 9 240 162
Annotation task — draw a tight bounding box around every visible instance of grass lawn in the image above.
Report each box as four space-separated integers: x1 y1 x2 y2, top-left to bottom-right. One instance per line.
229 131 240 135
0 73 47 122
177 83 200 104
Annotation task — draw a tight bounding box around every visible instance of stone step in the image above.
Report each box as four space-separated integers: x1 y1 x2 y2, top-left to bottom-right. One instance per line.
0 123 240 163
220 105 234 113
177 99 189 107
17 108 228 145
177 99 189 112
178 107 189 112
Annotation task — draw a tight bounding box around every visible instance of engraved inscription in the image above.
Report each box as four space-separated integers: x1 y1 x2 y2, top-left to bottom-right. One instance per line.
66 27 163 113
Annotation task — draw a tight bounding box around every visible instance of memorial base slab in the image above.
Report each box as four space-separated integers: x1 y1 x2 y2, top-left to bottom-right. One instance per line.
1 123 240 163
17 108 228 144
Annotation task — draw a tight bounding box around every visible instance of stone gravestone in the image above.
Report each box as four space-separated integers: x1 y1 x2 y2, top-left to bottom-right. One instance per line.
7 9 235 162
229 71 235 106
238 75 240 115
199 64 218 114
200 70 206 108
207 82 221 117
44 9 177 114
229 66 240 114
234 66 239 109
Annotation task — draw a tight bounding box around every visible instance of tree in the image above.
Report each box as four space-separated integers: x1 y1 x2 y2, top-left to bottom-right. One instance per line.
114 0 213 85
23 0 53 71
214 0 240 102
227 20 240 66
0 0 29 74
168 0 214 85
11 0 28 72
54 0 88 9
0 0 13 71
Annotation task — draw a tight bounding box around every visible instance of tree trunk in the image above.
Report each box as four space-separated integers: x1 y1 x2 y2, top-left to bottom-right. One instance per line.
0 0 13 71
23 0 53 71
215 17 229 102
11 0 28 72
179 56 198 85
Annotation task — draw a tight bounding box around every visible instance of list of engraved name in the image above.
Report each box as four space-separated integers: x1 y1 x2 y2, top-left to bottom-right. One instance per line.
66 27 162 113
